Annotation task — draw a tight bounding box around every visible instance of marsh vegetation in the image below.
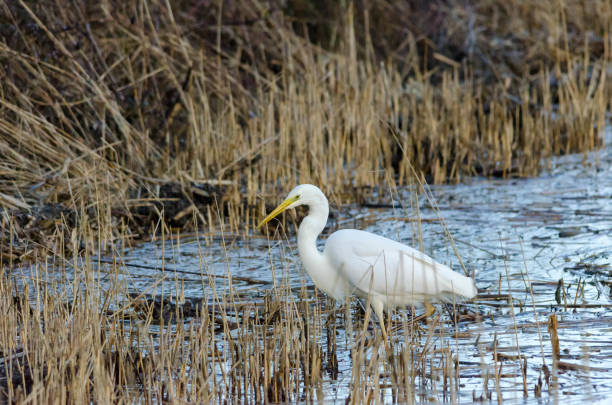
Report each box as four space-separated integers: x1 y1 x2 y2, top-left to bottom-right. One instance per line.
1 0 611 403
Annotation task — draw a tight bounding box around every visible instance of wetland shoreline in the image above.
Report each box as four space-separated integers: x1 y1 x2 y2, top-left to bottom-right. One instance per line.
1 1 611 403
3 129 611 403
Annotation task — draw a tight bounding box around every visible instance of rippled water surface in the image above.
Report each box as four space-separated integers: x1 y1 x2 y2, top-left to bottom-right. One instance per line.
31 130 612 403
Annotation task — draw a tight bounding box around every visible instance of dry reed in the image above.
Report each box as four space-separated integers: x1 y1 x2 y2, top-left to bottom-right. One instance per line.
0 0 610 248
1 1 611 403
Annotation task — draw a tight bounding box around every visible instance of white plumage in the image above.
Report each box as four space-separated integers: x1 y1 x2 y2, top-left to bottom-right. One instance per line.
258 184 477 335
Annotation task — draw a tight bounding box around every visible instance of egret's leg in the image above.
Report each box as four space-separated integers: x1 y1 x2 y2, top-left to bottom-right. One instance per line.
355 297 369 317
444 303 458 326
357 297 382 334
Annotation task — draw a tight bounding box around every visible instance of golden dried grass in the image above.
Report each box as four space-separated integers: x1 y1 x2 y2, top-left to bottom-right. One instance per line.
0 3 611 399
0 1 609 232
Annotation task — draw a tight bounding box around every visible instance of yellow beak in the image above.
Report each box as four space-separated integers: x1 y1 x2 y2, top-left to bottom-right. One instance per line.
257 195 300 228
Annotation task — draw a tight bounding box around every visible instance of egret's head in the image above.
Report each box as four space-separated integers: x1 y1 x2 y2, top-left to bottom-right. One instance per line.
257 184 325 228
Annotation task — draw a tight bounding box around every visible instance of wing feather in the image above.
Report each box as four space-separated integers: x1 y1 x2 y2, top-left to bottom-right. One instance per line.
324 229 477 306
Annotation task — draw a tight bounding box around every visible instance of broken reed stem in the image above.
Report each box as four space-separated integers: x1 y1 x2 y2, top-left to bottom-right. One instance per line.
493 332 503 404
548 314 561 363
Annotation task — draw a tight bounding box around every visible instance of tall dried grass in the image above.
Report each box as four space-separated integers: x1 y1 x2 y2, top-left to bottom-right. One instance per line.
0 0 610 237
0 216 477 403
0 3 611 400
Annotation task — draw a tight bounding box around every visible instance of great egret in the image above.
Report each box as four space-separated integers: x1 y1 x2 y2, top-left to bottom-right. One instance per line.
258 184 477 337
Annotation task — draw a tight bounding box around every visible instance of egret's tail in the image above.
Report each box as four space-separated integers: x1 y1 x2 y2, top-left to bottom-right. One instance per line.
439 268 478 301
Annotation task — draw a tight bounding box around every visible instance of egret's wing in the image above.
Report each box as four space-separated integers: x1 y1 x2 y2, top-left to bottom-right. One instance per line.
324 229 476 301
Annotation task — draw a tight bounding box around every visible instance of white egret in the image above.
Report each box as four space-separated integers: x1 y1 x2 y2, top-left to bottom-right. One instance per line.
258 184 477 337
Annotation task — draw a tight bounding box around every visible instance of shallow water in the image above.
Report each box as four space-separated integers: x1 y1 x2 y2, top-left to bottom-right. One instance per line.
17 129 612 403
113 131 611 403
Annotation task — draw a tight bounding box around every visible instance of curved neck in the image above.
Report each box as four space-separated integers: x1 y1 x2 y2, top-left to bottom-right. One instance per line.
297 199 328 269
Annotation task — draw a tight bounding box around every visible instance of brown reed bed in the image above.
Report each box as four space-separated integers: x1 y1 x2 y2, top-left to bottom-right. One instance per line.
1 1 612 402
3 213 609 403
1 0 611 253
0 217 444 403
3 142 612 402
